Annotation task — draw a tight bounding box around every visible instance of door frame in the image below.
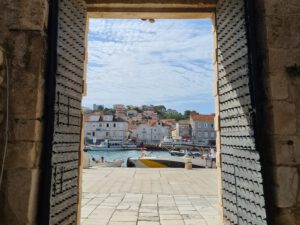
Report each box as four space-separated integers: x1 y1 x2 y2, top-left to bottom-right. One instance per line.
40 1 271 224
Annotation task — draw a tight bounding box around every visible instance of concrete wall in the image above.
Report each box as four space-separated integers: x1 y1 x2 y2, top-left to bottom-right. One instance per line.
254 1 300 224
0 1 48 224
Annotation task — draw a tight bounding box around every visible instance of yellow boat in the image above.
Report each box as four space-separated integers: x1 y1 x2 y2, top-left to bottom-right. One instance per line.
126 156 207 168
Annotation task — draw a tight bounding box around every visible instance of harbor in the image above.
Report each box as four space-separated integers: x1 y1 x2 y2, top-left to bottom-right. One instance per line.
81 168 221 225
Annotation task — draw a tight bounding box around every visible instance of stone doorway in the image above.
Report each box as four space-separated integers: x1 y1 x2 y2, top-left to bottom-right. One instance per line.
2 1 299 225
39 0 269 225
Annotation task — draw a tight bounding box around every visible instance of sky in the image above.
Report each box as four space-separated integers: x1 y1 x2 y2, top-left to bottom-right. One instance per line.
82 19 214 114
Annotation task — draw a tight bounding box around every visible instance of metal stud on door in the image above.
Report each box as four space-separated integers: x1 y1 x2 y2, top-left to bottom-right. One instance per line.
45 0 87 224
216 0 267 224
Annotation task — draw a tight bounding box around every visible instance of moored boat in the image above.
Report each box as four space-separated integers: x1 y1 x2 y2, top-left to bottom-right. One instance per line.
89 140 139 151
91 159 124 167
127 156 207 168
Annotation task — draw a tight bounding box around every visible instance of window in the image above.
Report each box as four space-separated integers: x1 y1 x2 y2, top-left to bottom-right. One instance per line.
106 123 109 127
99 123 102 127
92 132 95 136
197 123 201 128
87 132 91 135
204 123 208 128
204 132 208 137
106 132 109 137
113 123 116 127
198 132 202 137
211 132 215 138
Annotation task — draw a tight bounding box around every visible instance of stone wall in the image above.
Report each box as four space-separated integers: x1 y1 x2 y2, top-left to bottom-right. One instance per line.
0 1 48 224
254 1 300 224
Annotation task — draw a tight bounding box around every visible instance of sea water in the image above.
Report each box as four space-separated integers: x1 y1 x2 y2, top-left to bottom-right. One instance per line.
87 150 170 167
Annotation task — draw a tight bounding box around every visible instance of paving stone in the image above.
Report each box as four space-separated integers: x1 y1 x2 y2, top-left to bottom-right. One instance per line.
109 222 136 225
160 214 182 220
184 219 208 225
137 222 160 225
161 219 185 225
110 215 138 222
138 216 159 221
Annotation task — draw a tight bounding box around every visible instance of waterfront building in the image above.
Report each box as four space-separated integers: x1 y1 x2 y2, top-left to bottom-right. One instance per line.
133 121 169 145
174 120 191 140
171 128 177 140
190 113 215 145
84 114 128 145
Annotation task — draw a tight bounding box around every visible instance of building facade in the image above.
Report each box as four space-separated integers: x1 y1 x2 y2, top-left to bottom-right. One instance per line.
174 120 191 140
190 113 215 145
133 122 169 145
84 115 128 144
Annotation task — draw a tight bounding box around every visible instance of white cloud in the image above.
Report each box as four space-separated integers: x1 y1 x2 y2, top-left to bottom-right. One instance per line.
83 19 214 113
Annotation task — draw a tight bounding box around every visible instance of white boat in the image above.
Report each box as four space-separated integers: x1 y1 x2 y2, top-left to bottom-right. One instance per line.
90 140 138 151
159 136 174 147
127 156 207 168
169 150 187 156
91 159 124 167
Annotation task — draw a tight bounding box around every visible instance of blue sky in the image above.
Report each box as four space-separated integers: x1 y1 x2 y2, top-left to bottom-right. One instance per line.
82 19 214 114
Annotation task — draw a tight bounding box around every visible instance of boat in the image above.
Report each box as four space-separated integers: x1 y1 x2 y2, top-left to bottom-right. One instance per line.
159 136 174 147
127 156 207 168
83 145 92 152
91 159 124 167
89 140 139 151
169 150 187 156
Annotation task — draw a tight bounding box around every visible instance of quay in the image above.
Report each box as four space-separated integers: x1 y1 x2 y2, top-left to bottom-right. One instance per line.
81 168 221 225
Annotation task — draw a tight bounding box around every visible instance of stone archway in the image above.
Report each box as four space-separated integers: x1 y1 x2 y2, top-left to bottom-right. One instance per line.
0 1 299 225
40 0 268 224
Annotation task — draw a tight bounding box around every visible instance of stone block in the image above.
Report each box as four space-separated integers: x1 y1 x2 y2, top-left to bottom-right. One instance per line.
272 101 296 135
214 114 220 131
268 48 300 74
4 0 48 31
269 73 289 100
6 168 40 224
10 118 43 142
273 135 300 165
264 0 300 16
215 131 220 151
266 15 300 49
273 208 298 225
274 166 298 208
10 71 44 119
5 141 41 169
8 32 46 119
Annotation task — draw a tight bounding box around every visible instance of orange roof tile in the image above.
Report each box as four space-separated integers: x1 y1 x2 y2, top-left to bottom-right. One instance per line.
191 113 214 122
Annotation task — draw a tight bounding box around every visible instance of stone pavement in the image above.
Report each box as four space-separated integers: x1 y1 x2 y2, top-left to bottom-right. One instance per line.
81 168 221 225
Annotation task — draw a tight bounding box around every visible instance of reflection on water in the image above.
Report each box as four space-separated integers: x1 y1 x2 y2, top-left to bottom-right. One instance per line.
87 150 170 167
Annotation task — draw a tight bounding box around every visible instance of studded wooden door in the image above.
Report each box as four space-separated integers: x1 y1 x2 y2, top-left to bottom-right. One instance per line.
42 0 87 224
216 0 267 224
